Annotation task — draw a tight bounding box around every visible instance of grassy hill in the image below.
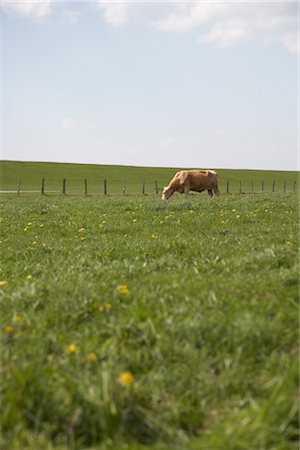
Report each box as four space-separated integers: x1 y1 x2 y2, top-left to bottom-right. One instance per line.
0 160 298 194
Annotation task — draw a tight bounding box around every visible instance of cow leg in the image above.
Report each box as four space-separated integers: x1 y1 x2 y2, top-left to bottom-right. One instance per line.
213 186 220 197
207 189 213 198
184 185 190 198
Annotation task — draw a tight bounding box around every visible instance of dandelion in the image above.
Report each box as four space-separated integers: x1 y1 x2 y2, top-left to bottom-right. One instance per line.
32 241 37 245
236 215 240 219
79 227 85 232
286 241 293 246
159 220 164 224
67 344 77 353
0 280 8 286
118 285 129 295
40 224 44 228
118 371 133 386
27 222 33 226
26 275 33 280
124 234 128 238
86 352 97 362
99 303 112 312
4 325 13 333
13 314 22 323
79 237 86 241
132 218 137 223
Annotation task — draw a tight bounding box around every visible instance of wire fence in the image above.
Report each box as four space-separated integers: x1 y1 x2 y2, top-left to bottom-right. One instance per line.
0 177 298 196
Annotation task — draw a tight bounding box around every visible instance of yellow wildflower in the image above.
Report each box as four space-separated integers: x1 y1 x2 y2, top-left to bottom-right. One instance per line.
40 224 44 228
79 237 85 241
236 215 240 219
27 222 32 226
67 344 77 353
117 285 129 295
13 314 22 323
86 352 97 362
26 275 33 280
132 218 137 223
0 280 8 286
79 227 85 232
99 303 112 312
4 325 13 333
118 371 134 386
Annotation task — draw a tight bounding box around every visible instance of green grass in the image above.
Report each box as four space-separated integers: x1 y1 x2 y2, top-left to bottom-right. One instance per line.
0 160 298 194
0 190 298 450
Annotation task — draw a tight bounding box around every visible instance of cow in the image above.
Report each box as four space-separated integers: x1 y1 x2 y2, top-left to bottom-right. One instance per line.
162 170 220 200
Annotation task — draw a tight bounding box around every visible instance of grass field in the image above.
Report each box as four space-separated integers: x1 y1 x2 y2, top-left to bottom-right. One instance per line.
0 160 298 194
0 162 299 450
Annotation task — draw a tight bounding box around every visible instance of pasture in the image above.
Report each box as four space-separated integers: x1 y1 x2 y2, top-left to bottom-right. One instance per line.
0 164 299 449
0 160 298 195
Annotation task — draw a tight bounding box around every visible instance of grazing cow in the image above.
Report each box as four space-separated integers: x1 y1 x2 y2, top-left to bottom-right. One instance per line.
162 170 220 200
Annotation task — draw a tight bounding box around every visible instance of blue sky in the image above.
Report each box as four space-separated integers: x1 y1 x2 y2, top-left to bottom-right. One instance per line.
1 1 298 170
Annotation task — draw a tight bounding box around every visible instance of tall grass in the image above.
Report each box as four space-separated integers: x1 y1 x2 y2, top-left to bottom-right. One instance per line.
0 192 298 449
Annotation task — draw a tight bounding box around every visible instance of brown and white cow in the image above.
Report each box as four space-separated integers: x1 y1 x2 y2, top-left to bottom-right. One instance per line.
162 170 220 200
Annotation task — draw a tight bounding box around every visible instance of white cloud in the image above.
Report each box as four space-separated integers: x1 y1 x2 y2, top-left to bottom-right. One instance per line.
94 1 130 27
153 3 229 32
154 3 298 54
94 1 298 55
1 0 52 19
61 10 81 25
62 117 76 131
278 31 298 55
1 1 298 55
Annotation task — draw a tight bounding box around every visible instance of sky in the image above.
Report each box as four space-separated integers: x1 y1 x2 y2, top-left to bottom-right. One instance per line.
0 0 299 170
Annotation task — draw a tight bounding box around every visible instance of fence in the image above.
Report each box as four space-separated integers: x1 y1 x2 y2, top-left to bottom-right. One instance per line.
1 178 298 196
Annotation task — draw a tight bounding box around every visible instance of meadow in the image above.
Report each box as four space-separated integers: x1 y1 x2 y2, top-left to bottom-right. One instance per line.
0 163 299 450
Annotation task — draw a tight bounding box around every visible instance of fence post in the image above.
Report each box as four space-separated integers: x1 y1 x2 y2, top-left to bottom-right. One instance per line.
155 180 159 195
226 180 230 194
284 180 286 193
142 180 145 195
104 178 107 195
239 181 242 194
251 181 254 193
62 179 66 194
84 179 88 195
293 181 297 192
122 180 126 195
17 177 20 196
272 180 275 193
261 180 264 192
41 178 45 195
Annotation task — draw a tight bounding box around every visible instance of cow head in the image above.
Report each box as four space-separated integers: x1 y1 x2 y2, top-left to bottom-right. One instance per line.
162 186 174 200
